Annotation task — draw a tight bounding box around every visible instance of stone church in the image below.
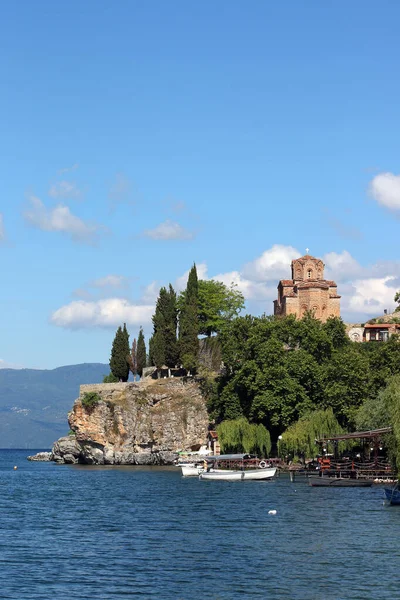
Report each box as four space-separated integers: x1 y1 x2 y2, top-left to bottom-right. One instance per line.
273 253 340 322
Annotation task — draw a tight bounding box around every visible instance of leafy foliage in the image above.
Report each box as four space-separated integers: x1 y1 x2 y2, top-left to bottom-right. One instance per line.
355 390 391 431
210 314 400 441
279 408 344 459
395 290 400 312
103 372 119 383
216 417 271 456
109 323 130 382
381 375 400 473
81 391 101 409
179 279 244 337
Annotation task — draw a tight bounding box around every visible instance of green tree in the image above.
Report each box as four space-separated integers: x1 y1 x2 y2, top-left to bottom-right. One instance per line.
321 345 370 426
128 338 137 379
103 372 119 383
355 391 391 431
216 417 271 456
279 408 344 459
164 284 179 367
151 285 179 373
179 279 245 337
395 290 400 312
179 264 199 373
382 375 400 473
136 327 146 377
109 323 130 382
322 317 349 349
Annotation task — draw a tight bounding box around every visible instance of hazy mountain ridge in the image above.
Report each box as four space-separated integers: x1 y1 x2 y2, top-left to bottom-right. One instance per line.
0 363 109 448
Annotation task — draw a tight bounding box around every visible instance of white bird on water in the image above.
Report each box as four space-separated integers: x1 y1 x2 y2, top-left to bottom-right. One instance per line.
268 510 277 515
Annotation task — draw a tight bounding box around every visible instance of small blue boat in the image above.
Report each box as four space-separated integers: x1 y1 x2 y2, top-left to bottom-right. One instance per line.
384 486 400 505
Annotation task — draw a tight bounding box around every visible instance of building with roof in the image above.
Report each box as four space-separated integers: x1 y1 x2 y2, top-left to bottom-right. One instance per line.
348 322 400 342
273 253 340 322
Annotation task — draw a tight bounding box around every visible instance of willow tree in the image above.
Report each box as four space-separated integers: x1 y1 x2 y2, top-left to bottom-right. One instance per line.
216 417 271 457
278 408 344 459
382 374 400 474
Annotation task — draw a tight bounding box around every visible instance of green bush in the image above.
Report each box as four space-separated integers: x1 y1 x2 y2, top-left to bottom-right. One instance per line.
81 391 101 409
103 373 119 383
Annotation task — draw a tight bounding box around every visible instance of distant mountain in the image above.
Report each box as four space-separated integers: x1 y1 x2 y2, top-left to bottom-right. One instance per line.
0 363 110 449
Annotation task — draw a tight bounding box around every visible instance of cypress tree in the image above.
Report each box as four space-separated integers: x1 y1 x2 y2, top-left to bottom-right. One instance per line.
137 327 146 377
150 285 179 374
109 323 130 382
128 338 137 379
164 284 179 368
179 264 199 374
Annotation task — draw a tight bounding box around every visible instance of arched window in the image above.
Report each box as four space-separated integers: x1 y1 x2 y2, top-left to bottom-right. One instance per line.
312 305 319 317
307 269 313 279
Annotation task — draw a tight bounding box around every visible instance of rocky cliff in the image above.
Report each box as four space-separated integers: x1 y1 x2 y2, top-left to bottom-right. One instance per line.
51 378 209 465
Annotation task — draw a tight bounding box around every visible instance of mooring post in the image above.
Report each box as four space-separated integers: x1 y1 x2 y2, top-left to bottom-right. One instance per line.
289 470 295 482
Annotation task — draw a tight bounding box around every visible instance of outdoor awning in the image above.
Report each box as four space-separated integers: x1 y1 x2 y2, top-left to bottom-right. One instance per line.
317 427 392 443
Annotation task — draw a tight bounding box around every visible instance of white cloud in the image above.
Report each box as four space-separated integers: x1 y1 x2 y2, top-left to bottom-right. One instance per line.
140 281 160 304
242 244 300 282
323 250 363 282
369 172 400 211
51 298 154 329
91 275 129 288
0 359 23 369
57 164 79 175
143 220 195 241
49 181 82 200
348 277 398 315
0 213 5 241
24 196 104 243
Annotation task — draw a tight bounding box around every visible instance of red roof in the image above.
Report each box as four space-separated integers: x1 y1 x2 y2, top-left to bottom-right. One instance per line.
280 280 294 285
364 323 397 329
296 281 329 289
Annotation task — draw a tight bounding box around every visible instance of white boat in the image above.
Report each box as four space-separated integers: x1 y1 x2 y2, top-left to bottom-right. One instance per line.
180 464 232 477
243 467 276 480
200 470 244 481
180 464 204 477
200 467 276 482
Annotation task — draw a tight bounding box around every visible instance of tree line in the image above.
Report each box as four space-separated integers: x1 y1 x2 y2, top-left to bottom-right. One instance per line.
105 266 400 468
107 263 244 381
206 311 400 462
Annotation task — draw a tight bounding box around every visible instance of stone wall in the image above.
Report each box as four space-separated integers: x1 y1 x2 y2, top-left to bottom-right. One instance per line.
52 378 209 465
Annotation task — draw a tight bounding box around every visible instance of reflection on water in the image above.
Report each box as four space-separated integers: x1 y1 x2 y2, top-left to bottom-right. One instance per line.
0 450 398 599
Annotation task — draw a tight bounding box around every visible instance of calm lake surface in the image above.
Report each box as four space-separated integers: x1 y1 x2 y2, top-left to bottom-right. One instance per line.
0 450 398 600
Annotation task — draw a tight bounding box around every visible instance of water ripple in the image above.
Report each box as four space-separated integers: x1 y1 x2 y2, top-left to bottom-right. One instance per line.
0 452 398 599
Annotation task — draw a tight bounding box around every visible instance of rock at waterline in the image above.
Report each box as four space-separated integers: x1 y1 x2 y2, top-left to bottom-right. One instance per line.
27 452 52 462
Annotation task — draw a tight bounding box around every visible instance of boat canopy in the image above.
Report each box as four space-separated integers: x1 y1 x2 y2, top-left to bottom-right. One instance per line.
205 453 256 461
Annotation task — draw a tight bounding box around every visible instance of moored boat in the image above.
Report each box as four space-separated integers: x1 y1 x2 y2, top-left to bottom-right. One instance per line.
309 477 373 487
199 470 245 482
180 464 204 477
200 467 276 482
384 486 400 505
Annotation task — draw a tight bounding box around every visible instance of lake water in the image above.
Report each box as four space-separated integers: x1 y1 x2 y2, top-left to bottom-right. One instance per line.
0 449 398 600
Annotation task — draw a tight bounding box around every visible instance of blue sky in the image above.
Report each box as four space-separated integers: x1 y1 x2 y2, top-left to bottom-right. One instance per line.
1 1 400 369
